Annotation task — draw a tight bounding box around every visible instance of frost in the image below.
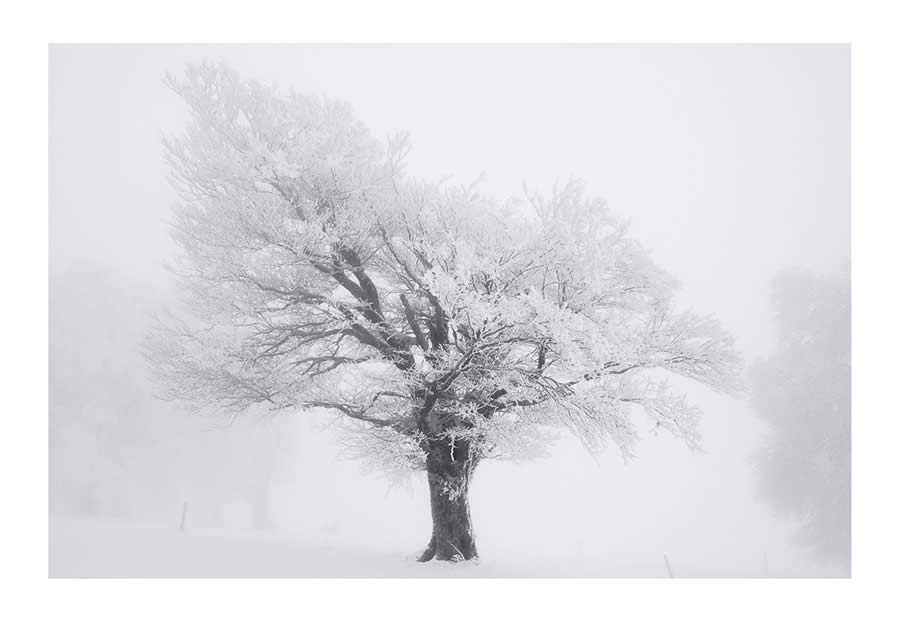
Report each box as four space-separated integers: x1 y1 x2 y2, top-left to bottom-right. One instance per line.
148 61 744 477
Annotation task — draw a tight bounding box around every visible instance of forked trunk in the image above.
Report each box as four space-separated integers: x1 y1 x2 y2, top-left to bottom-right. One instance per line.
417 438 478 562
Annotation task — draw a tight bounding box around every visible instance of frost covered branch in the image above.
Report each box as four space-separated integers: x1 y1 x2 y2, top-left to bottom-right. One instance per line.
148 61 743 474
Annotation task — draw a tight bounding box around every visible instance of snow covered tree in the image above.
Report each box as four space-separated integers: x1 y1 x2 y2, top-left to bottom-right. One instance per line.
751 269 850 571
148 62 742 561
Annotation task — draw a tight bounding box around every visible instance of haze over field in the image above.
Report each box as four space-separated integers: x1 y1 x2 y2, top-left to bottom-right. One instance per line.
49 44 850 577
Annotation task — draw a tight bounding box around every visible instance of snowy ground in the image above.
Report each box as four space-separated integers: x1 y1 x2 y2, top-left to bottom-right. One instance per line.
49 515 837 578
50 516 537 578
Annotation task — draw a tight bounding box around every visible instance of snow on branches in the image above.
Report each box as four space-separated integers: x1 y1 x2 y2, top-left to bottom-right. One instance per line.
147 61 742 472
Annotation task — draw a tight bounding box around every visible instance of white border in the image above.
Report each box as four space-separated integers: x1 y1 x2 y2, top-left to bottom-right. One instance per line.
4 1 897 621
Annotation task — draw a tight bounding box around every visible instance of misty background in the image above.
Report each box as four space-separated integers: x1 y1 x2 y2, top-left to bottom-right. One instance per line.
49 44 849 577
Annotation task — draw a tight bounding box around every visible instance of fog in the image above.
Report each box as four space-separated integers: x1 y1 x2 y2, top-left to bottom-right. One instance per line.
49 44 849 577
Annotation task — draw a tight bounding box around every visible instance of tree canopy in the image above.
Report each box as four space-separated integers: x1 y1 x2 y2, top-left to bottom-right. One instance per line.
148 61 742 475
751 269 850 570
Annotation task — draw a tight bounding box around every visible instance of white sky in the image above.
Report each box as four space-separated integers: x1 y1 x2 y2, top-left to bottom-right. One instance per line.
49 44 849 576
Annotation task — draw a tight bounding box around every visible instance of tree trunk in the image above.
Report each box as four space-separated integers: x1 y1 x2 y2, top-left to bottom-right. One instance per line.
248 466 274 529
417 438 478 562
250 497 272 529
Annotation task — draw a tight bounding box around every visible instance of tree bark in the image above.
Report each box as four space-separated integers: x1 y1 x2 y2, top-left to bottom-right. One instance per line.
417 438 478 562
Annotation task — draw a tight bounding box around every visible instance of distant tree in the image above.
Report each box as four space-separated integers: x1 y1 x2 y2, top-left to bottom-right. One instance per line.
50 264 293 528
50 265 157 518
148 62 742 561
751 269 850 571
